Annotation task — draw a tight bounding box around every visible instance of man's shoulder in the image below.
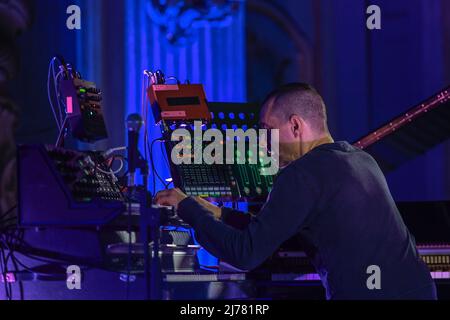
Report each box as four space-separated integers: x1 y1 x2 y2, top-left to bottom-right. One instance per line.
295 141 369 165
282 141 377 177
275 156 315 186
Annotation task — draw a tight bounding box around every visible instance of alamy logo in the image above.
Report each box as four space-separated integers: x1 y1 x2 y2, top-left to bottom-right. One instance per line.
66 5 81 30
66 265 81 290
170 121 279 176
366 265 381 290
366 5 381 30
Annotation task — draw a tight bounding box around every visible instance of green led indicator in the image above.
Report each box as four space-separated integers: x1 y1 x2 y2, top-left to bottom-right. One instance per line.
79 88 87 93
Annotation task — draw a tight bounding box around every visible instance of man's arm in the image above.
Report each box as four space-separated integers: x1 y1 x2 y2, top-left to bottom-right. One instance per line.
190 196 222 219
220 207 253 230
190 196 253 229
176 166 317 270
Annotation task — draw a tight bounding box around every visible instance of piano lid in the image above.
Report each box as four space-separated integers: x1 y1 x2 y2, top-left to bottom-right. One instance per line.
353 86 450 173
397 201 450 245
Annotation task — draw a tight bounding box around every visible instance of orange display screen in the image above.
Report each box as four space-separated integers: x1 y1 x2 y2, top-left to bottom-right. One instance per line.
148 84 211 122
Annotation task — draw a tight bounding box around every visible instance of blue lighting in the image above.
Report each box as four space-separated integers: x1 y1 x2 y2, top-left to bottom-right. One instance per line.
76 0 247 268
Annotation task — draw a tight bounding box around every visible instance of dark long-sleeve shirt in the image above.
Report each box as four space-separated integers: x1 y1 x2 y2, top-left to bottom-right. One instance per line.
177 141 435 299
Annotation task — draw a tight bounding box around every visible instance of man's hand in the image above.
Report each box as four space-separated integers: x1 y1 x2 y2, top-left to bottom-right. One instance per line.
154 188 187 209
154 188 222 219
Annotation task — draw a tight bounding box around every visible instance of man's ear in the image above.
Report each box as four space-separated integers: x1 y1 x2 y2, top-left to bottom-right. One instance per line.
289 115 303 138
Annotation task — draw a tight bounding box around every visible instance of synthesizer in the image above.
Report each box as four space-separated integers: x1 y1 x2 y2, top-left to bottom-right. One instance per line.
59 75 108 143
18 145 125 227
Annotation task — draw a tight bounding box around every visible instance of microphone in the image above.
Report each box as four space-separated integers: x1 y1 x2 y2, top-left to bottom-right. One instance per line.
126 113 144 186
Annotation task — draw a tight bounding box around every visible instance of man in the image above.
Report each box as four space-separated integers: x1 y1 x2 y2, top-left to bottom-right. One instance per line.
155 83 436 300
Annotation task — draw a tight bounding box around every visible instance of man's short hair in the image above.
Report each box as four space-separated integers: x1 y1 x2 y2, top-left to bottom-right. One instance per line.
261 83 329 133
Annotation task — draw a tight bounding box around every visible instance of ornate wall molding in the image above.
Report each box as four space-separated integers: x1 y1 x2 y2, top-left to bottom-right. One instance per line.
0 0 33 219
146 0 241 45
247 0 314 83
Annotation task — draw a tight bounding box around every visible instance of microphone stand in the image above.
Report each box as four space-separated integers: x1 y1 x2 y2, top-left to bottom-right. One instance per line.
126 114 162 300
128 147 163 300
136 156 162 300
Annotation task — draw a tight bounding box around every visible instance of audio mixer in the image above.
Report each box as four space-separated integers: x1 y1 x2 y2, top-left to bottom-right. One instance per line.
160 102 276 201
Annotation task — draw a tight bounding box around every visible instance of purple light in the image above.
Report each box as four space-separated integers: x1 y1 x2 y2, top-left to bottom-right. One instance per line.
66 96 73 114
